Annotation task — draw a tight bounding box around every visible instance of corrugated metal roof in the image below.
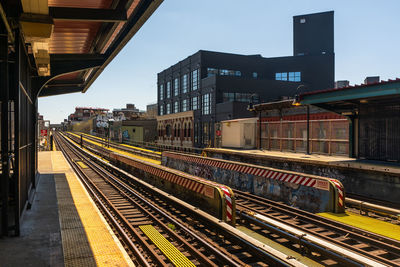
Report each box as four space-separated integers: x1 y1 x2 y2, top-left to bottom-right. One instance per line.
49 21 101 54
300 78 400 99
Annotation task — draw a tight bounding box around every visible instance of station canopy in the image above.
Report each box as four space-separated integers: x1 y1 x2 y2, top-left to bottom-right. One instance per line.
12 0 162 97
298 78 400 115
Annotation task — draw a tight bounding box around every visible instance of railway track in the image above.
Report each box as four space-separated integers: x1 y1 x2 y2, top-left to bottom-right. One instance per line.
234 189 400 266
58 131 400 266
67 132 162 161
56 132 300 266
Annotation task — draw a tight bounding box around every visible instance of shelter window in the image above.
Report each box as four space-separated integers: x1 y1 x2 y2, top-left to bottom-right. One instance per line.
202 93 211 115
192 96 198 110
166 103 171 114
159 84 164 100
191 69 199 90
174 78 179 96
182 99 189 112
174 101 179 113
182 74 188 93
166 81 171 98
207 68 218 77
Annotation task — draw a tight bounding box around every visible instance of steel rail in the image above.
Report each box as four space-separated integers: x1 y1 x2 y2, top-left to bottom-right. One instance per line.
56 134 167 266
58 132 303 266
57 133 244 266
54 134 152 266
235 189 400 267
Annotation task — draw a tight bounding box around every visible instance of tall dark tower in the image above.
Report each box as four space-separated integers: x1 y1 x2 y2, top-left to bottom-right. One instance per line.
293 11 334 56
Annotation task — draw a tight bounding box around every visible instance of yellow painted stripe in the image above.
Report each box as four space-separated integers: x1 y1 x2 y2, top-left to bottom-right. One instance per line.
139 225 195 267
318 212 400 241
68 132 161 165
76 132 161 155
76 161 88 169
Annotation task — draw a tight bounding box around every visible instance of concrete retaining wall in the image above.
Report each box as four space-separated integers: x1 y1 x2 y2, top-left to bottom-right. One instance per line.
205 149 400 204
162 151 344 213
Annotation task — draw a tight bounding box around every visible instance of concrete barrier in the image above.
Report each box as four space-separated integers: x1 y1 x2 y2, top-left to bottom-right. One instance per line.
162 151 345 213
109 152 236 224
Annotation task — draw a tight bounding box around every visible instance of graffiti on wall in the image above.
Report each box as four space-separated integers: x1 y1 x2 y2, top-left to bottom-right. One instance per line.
164 156 330 213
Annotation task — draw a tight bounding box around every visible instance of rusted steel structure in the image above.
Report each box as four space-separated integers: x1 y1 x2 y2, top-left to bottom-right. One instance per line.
0 0 162 236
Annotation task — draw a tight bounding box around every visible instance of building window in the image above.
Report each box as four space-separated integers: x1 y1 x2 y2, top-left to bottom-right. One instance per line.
174 101 179 113
192 96 198 110
182 99 188 112
223 92 259 103
182 74 188 93
174 78 179 96
219 69 241 77
288 72 301 82
207 67 218 77
191 69 199 90
202 93 211 115
159 84 164 100
166 103 171 114
276 72 301 82
166 81 171 98
203 122 210 145
275 72 287 81
252 72 258 79
300 18 306 23
194 123 198 143
223 92 235 102
159 105 164 115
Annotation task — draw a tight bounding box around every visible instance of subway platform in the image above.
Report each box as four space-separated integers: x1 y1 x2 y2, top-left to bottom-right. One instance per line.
0 151 134 267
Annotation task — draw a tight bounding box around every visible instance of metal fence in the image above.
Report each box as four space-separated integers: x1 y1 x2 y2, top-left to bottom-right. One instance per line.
260 119 349 156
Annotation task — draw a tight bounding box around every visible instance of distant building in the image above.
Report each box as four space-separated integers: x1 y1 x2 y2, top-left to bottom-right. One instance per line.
112 104 143 120
146 103 158 118
68 107 108 123
157 11 335 148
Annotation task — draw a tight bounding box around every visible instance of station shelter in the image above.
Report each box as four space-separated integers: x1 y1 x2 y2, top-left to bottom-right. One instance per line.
299 79 400 162
0 0 162 236
252 99 349 157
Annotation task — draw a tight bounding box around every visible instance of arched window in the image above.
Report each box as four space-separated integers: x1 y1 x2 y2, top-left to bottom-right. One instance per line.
183 123 187 137
166 125 171 137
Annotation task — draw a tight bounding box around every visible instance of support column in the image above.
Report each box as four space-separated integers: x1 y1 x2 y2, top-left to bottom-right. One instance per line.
0 23 9 236
306 105 310 155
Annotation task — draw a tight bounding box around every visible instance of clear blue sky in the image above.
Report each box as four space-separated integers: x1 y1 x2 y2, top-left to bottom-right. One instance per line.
39 0 400 124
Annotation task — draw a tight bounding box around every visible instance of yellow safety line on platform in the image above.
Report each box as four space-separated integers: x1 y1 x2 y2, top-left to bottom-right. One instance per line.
69 132 161 165
45 151 134 267
77 131 161 155
318 212 400 241
139 225 195 267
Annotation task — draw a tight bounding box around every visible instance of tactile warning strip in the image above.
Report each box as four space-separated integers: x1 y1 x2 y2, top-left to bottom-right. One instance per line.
44 151 134 267
139 224 195 267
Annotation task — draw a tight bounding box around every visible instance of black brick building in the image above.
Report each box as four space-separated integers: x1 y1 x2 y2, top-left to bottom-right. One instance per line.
157 11 334 148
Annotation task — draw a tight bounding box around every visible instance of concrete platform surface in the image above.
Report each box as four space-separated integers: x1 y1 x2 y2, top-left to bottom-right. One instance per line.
206 148 400 175
0 151 134 267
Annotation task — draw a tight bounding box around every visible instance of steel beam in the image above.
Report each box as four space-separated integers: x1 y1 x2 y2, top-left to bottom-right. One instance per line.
49 7 127 22
39 86 83 97
0 22 9 236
